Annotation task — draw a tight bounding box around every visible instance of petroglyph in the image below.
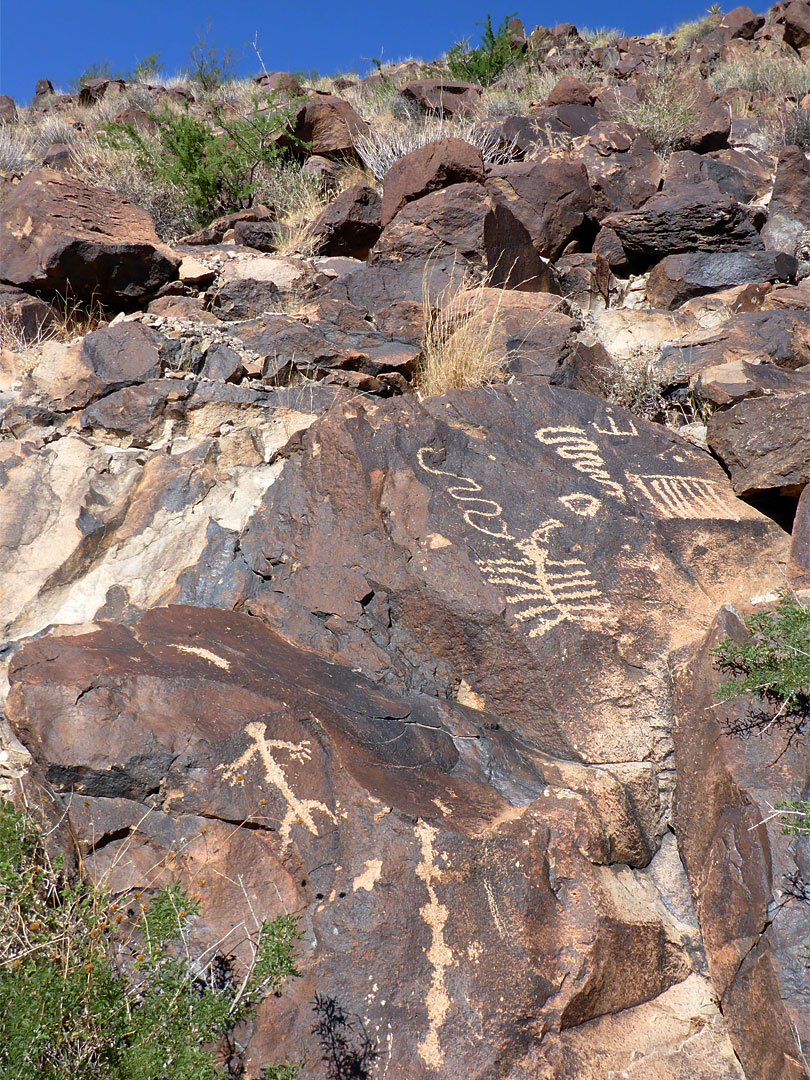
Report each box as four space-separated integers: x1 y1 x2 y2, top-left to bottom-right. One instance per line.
415 820 453 1069
220 722 336 851
534 427 625 499
558 493 602 518
591 414 639 438
168 643 231 670
353 859 383 893
483 878 508 940
629 473 741 521
417 448 513 539
477 520 615 639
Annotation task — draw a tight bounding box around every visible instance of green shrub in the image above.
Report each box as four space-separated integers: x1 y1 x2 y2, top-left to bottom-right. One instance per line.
713 589 810 747
0 799 300 1079
102 91 306 227
446 12 522 87
185 19 237 92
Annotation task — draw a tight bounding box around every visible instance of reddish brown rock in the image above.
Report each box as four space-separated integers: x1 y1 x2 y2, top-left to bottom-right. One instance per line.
0 94 18 124
399 78 482 118
603 182 762 267
371 183 550 291
5 604 703 1079
771 0 810 48
380 138 485 227
686 100 732 153
787 482 810 588
0 169 179 305
761 144 810 256
570 122 662 216
707 392 810 496
546 74 594 106
716 5 765 38
646 250 797 310
486 157 594 260
672 607 810 1080
0 283 56 344
254 71 304 95
78 77 126 107
309 181 382 258
290 96 369 156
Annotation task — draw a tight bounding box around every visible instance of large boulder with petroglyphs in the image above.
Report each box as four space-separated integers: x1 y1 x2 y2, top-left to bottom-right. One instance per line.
6 605 738 1078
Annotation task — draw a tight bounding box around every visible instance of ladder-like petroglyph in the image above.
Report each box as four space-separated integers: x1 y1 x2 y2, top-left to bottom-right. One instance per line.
534 426 625 499
477 520 615 639
417 448 513 539
219 721 336 851
629 473 741 521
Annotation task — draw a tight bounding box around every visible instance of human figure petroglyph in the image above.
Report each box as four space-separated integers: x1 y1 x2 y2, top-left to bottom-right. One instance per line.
533 427 625 499
629 473 741 521
219 721 336 851
417 447 513 539
478 520 614 639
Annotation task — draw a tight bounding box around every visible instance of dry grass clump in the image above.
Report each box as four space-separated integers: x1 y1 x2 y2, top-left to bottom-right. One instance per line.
710 51 810 99
417 269 508 397
674 14 718 50
614 66 698 157
599 348 666 420
354 112 518 180
579 26 623 47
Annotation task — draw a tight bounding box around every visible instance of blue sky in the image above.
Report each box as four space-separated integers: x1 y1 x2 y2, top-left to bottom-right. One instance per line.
2 0 721 102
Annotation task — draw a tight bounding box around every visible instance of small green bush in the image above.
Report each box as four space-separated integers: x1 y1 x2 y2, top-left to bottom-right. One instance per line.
185 19 238 91
713 589 810 747
102 91 306 227
615 66 697 157
446 12 522 87
0 799 300 1079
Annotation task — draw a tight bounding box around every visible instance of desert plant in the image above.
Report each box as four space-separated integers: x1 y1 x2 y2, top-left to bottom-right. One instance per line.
0 798 301 1079
185 19 238 91
710 51 810 99
598 349 667 421
101 89 304 227
446 12 522 87
354 111 518 181
417 267 509 397
615 65 698 157
674 13 718 50
713 589 810 748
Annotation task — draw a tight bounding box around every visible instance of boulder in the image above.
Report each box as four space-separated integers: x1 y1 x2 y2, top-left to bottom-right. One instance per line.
570 122 662 216
686 100 732 153
381 138 485 227
546 74 594 106
0 94 18 124
0 283 56 344
290 96 369 157
771 0 810 49
179 208 274 246
254 71 304 95
174 385 787 769
787 482 810 588
6 603 703 1078
694 358 810 408
232 219 278 252
706 392 810 496
399 79 482 118
0 169 180 305
716 5 765 38
310 182 382 259
78 77 126 107
486 157 594 260
370 183 551 291
646 250 798 309
761 144 810 257
603 182 763 267
664 148 772 204
672 607 810 1080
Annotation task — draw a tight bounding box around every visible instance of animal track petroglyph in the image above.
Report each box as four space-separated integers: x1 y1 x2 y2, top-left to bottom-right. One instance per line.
220 721 336 851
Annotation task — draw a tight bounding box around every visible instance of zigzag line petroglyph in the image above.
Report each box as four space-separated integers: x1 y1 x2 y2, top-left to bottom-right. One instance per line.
534 427 625 499
629 474 741 521
219 722 336 851
415 820 453 1069
417 448 514 539
477 520 614 639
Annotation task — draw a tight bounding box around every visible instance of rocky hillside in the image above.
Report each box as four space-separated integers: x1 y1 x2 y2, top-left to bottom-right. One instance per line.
1 5 810 1078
